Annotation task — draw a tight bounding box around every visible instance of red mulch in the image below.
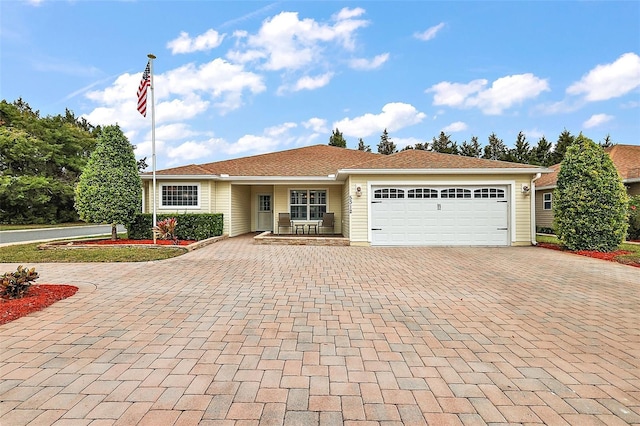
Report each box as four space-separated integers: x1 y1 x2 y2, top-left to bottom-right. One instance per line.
538 243 639 268
1 285 78 325
80 239 195 246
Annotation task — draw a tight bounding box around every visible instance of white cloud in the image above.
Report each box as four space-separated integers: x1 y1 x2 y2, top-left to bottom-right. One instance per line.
523 129 545 139
428 74 550 115
414 22 446 41
441 121 468 132
265 122 297 137
168 141 213 161
567 52 640 101
155 123 198 141
293 73 334 91
228 134 284 155
583 113 614 129
333 102 427 137
394 137 427 150
227 9 369 72
349 53 389 70
167 29 225 54
302 118 328 133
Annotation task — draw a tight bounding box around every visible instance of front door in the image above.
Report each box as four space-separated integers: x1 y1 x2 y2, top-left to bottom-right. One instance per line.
257 194 273 231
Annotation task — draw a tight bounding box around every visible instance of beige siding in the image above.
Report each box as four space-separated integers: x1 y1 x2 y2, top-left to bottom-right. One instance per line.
351 174 537 245
535 190 555 229
144 180 212 215
230 185 251 237
341 177 351 239
215 182 232 236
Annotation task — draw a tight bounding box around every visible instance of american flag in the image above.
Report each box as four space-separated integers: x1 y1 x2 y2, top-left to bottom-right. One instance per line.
137 60 151 117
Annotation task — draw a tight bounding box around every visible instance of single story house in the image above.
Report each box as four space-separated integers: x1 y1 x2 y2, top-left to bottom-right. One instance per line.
535 144 640 230
141 144 550 246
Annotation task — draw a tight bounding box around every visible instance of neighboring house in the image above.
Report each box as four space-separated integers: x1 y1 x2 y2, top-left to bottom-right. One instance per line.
141 144 549 246
535 144 640 230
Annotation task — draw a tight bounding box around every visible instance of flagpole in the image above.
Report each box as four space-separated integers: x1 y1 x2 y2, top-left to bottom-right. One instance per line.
148 53 157 244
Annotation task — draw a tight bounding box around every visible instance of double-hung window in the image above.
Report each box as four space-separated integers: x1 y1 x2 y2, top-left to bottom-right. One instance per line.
290 189 326 220
161 184 200 208
543 192 552 210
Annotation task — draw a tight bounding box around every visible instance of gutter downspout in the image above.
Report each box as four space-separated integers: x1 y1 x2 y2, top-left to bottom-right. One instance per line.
530 173 542 246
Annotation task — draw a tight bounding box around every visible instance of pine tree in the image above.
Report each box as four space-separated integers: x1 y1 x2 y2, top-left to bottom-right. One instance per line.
459 136 482 158
600 134 614 148
377 129 397 155
482 132 507 160
549 129 575 165
329 128 347 148
430 131 458 154
356 137 371 152
530 136 553 166
505 131 531 163
75 125 142 240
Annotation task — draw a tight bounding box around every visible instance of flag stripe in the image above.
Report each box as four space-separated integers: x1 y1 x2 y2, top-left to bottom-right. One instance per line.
137 61 151 117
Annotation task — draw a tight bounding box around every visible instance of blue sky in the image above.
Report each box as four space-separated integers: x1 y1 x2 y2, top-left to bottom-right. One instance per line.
1 1 639 170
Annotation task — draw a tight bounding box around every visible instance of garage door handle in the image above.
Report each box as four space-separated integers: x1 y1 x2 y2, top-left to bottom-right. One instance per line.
497 227 508 230
498 200 507 203
371 228 382 231
371 201 382 204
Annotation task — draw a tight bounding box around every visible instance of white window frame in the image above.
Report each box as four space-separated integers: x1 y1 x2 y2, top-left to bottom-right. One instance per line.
289 189 327 221
160 183 201 209
543 192 552 210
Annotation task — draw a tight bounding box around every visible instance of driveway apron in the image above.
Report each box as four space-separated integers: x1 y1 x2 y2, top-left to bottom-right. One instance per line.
1 235 639 425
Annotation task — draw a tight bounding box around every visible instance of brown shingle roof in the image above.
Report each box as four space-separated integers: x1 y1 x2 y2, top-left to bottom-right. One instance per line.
536 144 640 188
147 144 544 178
347 149 536 170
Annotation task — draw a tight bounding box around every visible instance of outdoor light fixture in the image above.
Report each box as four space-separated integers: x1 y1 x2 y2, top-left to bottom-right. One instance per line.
355 184 362 197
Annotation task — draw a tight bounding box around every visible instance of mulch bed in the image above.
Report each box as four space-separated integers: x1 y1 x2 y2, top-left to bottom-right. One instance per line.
1 285 78 325
537 243 638 267
79 239 195 246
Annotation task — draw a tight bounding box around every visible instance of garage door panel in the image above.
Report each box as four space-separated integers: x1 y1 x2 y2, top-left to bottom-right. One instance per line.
371 185 509 246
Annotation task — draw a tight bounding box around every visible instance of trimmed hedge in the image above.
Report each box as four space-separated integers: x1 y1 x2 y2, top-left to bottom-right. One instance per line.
127 213 223 241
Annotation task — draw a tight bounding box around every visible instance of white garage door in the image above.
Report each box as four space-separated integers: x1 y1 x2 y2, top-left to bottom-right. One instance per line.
371 186 509 246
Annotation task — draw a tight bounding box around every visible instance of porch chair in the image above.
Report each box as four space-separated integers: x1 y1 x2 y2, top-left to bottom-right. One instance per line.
277 212 293 235
318 212 335 235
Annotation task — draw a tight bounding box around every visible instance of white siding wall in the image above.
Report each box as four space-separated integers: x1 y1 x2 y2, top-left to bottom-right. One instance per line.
216 182 231 236
273 185 343 234
342 177 351 239
144 180 212 215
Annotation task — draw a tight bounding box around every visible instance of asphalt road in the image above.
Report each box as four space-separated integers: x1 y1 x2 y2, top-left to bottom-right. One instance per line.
0 224 126 246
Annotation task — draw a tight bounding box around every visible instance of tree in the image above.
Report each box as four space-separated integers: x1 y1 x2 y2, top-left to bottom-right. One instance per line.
529 136 553 166
413 142 428 151
553 134 628 252
329 128 347 148
356 138 371 152
0 99 97 224
549 129 574 165
377 128 397 155
482 132 507 160
459 136 482 158
430 131 458 154
600 134 614 148
75 125 142 240
505 131 531 163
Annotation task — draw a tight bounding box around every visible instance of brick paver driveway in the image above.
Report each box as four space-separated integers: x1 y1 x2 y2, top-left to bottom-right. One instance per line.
1 235 639 425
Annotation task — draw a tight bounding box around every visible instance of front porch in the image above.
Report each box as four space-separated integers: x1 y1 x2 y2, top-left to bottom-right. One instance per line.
253 231 349 246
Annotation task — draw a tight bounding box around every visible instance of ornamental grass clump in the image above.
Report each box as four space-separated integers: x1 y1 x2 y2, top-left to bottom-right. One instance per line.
1 265 39 299
153 217 178 244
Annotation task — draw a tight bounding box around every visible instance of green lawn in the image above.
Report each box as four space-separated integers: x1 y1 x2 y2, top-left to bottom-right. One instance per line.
0 242 186 263
0 222 96 231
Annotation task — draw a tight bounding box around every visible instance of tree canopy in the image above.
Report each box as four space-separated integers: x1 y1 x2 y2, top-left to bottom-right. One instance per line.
377 128 397 155
0 99 98 224
75 125 142 239
328 128 347 148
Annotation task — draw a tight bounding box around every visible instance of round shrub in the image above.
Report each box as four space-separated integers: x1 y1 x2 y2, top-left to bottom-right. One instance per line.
553 135 628 251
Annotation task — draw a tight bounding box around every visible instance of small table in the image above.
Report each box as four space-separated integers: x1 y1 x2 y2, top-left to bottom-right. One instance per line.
294 223 306 234
307 224 318 234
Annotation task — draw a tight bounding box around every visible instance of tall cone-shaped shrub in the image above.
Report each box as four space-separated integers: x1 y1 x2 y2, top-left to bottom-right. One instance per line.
75 125 141 240
553 135 628 251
